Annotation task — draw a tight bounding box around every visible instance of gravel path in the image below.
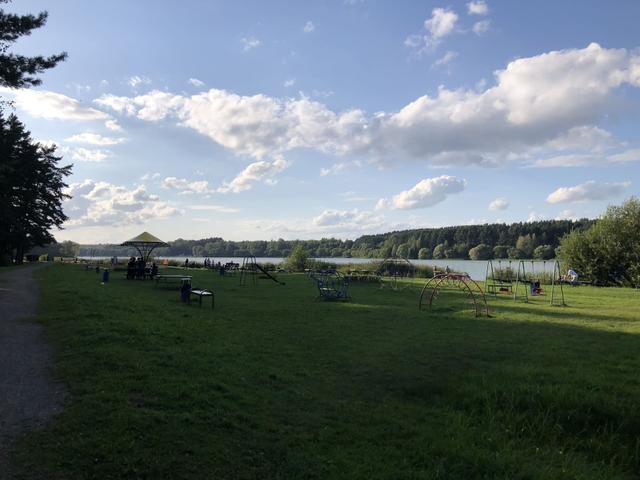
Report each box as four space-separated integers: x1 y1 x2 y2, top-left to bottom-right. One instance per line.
0 263 66 479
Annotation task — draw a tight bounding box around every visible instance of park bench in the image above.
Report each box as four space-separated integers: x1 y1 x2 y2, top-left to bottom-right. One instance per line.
189 288 214 309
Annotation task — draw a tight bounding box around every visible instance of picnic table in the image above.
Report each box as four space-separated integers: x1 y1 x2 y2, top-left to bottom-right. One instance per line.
154 274 192 287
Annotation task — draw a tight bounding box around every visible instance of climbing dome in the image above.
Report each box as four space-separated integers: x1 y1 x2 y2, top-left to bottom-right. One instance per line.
419 273 490 317
377 255 415 290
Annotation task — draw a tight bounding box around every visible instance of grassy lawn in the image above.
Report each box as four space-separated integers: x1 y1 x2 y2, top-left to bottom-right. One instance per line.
10 263 640 479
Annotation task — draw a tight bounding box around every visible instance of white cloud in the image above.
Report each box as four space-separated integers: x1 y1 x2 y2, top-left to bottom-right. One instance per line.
105 119 123 132
65 133 125 146
96 90 185 121
284 78 296 88
63 180 180 227
339 191 374 202
188 204 239 213
218 156 289 193
546 181 631 204
545 126 613 152
467 1 489 15
320 160 361 176
489 197 509 211
432 51 458 70
313 209 383 228
188 78 205 87
555 209 578 220
92 44 640 168
140 172 161 181
70 147 110 163
532 147 640 168
608 148 640 163
1 88 109 121
241 37 261 51
94 94 138 115
320 163 347 176
67 83 91 93
162 177 213 195
303 21 315 33
527 211 546 222
128 75 151 88
531 153 601 168
376 175 466 210
472 20 491 35
405 8 459 52
426 8 458 41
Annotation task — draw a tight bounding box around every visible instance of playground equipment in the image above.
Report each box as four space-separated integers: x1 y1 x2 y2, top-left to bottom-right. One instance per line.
310 271 350 301
377 255 415 290
486 259 566 306
239 255 285 286
513 260 530 303
484 260 514 295
550 260 566 306
419 273 490 317
239 255 257 286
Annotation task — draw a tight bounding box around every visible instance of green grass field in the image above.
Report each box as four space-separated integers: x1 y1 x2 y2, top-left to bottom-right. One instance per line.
10 264 640 479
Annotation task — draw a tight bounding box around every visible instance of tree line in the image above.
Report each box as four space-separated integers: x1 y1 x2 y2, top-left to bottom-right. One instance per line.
67 219 594 261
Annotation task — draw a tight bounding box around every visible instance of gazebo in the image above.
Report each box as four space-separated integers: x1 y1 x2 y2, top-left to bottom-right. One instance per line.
120 231 168 262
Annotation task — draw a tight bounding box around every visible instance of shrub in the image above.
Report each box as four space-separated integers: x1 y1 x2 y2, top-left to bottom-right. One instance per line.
493 245 509 259
286 244 309 272
559 197 640 286
508 247 525 259
469 244 493 260
433 243 447 259
533 245 554 260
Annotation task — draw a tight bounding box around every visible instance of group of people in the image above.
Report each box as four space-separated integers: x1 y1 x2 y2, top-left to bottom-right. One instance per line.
126 257 158 280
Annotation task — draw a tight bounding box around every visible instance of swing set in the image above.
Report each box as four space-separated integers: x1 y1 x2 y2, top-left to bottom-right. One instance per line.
485 259 565 306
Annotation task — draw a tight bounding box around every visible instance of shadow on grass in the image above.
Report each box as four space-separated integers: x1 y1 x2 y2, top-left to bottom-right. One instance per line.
12 266 640 479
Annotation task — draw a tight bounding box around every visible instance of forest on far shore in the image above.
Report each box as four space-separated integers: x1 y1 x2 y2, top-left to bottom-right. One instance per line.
42 219 595 261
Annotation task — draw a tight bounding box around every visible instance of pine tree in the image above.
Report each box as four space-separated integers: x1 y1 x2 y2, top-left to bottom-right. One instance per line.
0 114 71 263
0 1 66 88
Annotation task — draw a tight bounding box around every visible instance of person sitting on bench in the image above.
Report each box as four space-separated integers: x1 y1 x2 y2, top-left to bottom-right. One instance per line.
126 257 136 279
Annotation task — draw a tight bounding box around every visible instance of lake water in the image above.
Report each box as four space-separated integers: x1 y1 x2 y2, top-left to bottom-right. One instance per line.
80 256 558 281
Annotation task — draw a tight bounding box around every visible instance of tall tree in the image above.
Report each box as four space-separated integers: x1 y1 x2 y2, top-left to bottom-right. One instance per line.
0 2 70 264
0 0 66 88
0 114 71 263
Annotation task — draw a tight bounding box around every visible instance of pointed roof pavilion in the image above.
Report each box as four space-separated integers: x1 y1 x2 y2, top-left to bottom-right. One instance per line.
120 231 168 262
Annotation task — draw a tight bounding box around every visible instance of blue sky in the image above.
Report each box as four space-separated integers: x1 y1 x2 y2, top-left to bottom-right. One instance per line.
4 0 640 243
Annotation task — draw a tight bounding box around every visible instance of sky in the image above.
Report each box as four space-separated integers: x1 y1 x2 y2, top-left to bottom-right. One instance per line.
3 0 640 243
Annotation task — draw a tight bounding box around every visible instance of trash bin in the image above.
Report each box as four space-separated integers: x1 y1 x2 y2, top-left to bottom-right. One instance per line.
180 280 191 303
102 269 110 283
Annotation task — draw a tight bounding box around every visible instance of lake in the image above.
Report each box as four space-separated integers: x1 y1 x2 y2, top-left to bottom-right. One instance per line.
80 256 559 281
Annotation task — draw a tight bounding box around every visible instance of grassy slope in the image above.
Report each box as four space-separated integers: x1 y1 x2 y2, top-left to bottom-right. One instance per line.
10 264 640 479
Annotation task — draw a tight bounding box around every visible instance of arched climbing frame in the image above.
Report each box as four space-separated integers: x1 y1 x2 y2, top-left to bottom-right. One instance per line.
377 255 415 290
419 273 490 317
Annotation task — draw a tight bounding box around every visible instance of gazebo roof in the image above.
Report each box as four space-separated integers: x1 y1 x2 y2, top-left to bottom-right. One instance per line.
121 231 168 247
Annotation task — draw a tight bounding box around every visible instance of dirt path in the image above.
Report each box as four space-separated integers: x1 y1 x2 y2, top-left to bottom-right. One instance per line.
0 263 66 479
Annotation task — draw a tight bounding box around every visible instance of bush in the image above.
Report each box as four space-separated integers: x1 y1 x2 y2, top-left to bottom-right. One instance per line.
533 245 554 260
508 247 525 259
286 244 309 272
433 243 447 259
468 244 493 260
493 245 509 259
559 197 640 286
